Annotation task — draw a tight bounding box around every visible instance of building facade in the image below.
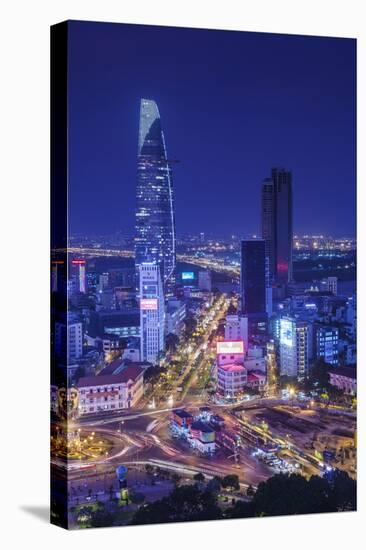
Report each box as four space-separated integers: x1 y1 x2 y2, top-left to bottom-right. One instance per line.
78 366 144 414
240 239 266 316
55 319 83 363
279 316 309 380
261 168 293 285
217 363 248 397
314 324 339 366
139 263 165 363
135 98 176 295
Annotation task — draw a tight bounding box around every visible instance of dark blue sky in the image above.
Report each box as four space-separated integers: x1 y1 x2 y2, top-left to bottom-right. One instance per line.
68 21 356 238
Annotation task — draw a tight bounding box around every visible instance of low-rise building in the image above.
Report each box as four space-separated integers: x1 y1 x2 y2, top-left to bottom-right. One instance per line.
189 420 215 454
246 372 266 390
171 409 194 429
217 363 247 397
78 365 144 414
328 366 356 396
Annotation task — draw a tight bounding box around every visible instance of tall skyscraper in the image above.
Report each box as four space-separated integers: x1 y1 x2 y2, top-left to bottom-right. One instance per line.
135 99 176 295
261 168 293 285
139 263 165 363
240 240 267 338
240 240 266 316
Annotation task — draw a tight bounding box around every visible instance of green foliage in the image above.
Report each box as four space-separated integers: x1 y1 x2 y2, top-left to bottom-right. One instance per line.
221 474 240 492
129 492 146 505
130 484 222 525
129 470 356 525
193 472 205 483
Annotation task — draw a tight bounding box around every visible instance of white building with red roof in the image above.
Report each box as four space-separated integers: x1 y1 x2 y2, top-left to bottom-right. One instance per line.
77 365 144 414
217 363 247 397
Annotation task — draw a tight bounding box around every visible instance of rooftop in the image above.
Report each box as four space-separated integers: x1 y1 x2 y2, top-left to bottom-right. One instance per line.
218 363 246 373
78 365 144 388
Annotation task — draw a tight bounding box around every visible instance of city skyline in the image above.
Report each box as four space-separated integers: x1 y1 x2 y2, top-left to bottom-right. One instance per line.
51 21 357 530
68 21 356 238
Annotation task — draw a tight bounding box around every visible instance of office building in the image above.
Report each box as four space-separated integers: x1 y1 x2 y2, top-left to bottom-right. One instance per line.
261 168 293 285
225 314 248 348
165 299 186 337
139 263 165 363
279 316 309 380
240 239 267 336
70 259 87 294
198 269 212 292
314 324 339 366
135 99 176 294
55 318 83 363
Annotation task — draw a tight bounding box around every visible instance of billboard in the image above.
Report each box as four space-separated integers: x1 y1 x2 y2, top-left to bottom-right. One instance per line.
182 271 195 280
140 298 158 310
280 318 294 347
216 341 244 355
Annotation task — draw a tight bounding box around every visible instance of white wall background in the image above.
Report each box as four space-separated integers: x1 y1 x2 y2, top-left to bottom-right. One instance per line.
0 1 364 548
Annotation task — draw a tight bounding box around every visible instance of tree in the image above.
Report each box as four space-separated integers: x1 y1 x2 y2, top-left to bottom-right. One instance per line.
171 473 181 486
253 473 337 516
89 508 115 528
325 469 357 511
246 484 255 497
221 474 240 492
166 333 180 353
184 316 197 338
129 492 146 506
225 499 255 519
310 358 332 391
193 472 205 483
206 476 222 494
130 485 222 525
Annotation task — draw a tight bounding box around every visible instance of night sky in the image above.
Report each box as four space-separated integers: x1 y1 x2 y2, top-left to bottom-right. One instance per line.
68 20 356 238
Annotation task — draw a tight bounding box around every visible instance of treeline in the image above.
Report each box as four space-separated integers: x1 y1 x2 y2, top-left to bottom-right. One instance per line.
130 469 356 526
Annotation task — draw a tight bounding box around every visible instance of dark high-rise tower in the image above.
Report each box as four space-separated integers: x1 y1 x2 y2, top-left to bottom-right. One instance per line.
135 99 176 294
240 239 266 316
261 168 293 285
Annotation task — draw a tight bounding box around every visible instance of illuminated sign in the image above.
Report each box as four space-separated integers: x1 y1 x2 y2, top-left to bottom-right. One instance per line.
182 272 194 280
71 259 86 265
141 269 157 282
140 298 158 310
216 341 244 355
280 319 293 347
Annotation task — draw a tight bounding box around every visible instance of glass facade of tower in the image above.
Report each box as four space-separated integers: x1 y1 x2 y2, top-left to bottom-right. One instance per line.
240 239 266 316
135 99 176 295
261 168 293 286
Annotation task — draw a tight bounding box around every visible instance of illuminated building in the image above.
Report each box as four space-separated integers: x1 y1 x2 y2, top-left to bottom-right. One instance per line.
165 299 186 336
322 277 338 296
279 316 309 380
135 99 176 295
217 363 247 397
139 263 165 363
189 421 216 454
314 324 339 366
78 365 144 414
55 317 83 363
328 366 356 395
261 168 293 285
216 340 245 366
88 309 140 339
70 259 87 293
198 269 212 291
216 340 247 397
225 314 248 348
